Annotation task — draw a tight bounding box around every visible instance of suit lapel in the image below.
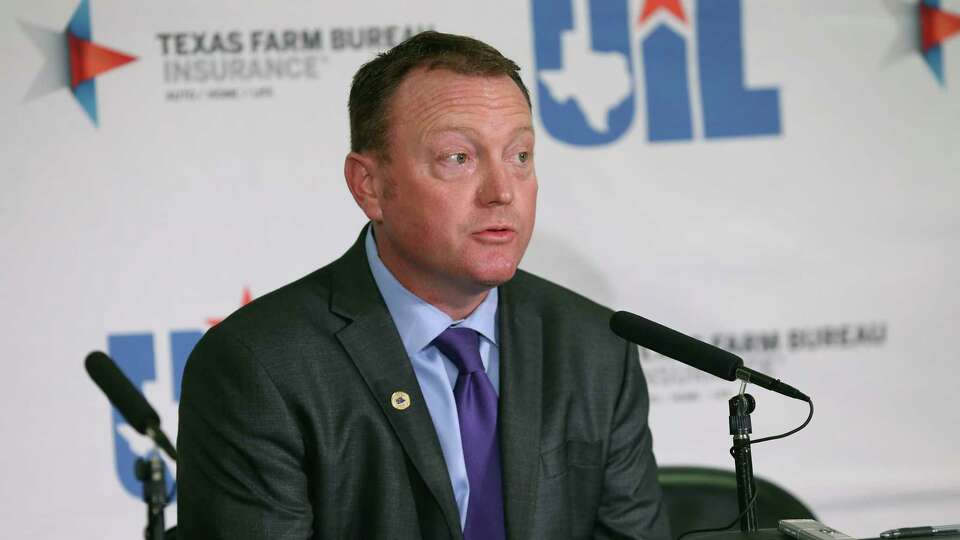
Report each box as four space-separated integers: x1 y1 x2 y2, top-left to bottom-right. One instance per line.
330 229 463 539
497 280 543 540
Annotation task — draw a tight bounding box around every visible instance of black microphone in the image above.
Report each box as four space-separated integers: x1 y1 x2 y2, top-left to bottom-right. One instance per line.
84 351 178 461
609 311 809 402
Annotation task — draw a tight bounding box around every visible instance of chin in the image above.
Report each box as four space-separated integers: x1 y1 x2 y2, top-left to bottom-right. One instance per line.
469 261 520 289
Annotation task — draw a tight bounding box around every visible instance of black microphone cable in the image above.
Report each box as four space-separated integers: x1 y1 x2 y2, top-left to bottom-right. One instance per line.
676 490 759 540
736 397 814 454
675 398 815 540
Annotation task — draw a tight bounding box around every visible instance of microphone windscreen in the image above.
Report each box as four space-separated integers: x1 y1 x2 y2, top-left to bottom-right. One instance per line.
609 311 742 381
85 351 160 434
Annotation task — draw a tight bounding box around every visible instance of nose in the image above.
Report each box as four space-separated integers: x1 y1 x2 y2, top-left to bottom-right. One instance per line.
477 161 514 207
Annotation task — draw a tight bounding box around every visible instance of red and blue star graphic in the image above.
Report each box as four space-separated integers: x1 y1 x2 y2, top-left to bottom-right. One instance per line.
21 0 136 126
206 287 255 327
919 0 960 84
638 0 687 24
886 0 960 86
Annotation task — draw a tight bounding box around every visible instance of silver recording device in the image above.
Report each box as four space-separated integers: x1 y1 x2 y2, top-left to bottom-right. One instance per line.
780 519 855 540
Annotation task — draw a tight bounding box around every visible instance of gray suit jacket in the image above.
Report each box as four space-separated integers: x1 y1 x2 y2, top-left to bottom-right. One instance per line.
177 229 669 539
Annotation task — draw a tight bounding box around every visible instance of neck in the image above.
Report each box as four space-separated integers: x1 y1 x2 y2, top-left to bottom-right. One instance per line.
413 285 489 321
372 228 490 321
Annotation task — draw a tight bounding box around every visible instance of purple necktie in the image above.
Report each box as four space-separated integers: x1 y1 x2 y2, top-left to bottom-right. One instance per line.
432 327 506 540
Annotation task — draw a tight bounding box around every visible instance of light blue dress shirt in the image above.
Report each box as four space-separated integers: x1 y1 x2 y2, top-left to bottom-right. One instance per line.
364 228 499 530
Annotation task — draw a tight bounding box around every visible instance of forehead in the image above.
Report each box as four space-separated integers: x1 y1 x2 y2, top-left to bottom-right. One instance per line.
388 68 532 136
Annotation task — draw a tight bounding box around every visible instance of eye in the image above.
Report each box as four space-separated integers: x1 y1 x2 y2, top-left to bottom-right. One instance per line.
445 152 468 165
517 151 530 163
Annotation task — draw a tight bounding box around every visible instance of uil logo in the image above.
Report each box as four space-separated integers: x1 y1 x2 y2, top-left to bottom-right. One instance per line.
532 0 781 144
104 288 252 499
106 331 200 500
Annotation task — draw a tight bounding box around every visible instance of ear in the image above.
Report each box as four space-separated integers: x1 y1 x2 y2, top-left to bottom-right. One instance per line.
344 152 384 222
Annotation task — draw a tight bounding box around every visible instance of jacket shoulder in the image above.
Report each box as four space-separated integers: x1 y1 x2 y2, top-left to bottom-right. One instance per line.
198 264 342 358
505 269 619 342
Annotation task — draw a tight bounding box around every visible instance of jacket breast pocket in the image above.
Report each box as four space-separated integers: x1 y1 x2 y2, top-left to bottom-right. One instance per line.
540 439 602 479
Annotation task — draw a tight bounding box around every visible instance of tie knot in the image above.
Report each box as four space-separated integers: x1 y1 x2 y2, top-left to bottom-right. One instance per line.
432 326 484 374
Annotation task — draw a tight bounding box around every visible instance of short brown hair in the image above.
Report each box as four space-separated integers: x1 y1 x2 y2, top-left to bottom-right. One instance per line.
348 31 531 159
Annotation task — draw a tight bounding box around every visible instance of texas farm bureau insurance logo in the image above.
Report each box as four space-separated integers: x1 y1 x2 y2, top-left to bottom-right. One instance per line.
532 0 781 144
105 288 252 500
20 0 137 126
158 23 432 103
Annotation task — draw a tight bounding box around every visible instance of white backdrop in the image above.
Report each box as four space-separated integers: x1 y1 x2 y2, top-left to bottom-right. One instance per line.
2 0 958 538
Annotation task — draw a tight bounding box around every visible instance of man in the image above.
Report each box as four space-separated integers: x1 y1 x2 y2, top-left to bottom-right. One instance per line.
178 31 669 540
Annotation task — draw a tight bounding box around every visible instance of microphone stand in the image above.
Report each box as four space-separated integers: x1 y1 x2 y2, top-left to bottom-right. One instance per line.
135 449 169 540
729 388 759 531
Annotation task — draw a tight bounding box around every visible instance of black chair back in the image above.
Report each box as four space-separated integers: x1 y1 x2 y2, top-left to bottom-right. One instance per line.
658 466 816 539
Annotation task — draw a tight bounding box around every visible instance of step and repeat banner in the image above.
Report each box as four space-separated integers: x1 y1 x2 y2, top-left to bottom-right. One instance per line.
2 0 958 537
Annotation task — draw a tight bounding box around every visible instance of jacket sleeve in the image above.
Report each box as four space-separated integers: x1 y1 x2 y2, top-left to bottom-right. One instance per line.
594 341 672 540
177 325 313 540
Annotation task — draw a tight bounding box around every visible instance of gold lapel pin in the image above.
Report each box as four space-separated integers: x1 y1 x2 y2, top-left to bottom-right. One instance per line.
391 391 411 411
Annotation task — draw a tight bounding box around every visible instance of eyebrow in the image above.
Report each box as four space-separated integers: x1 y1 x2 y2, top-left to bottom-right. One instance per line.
425 125 534 139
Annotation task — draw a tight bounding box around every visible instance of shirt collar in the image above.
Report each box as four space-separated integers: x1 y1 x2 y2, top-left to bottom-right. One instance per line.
364 226 498 358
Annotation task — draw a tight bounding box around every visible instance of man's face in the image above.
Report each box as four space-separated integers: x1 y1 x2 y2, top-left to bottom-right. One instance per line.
371 68 537 299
